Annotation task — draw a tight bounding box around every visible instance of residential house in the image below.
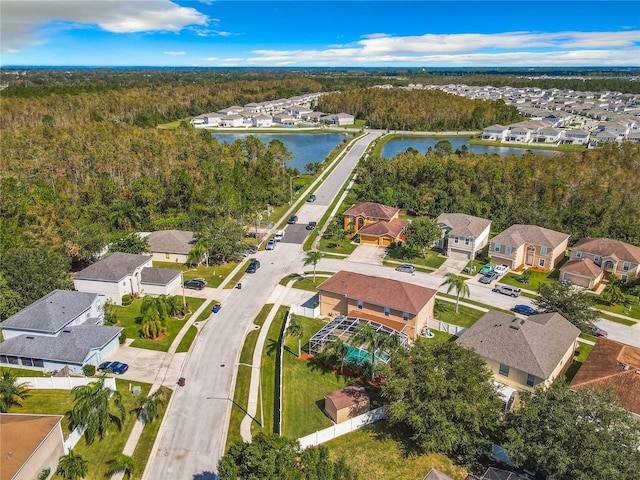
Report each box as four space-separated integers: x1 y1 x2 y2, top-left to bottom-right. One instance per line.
436 213 491 259
145 229 196 264
252 114 273 128
570 338 640 416
482 124 508 141
1 414 65 480
505 123 534 143
423 469 453 480
318 270 437 340
596 130 620 143
342 202 407 247
322 113 354 125
562 128 590 145
560 237 640 287
287 105 313 118
217 106 243 116
324 386 370 423
456 311 580 391
73 252 182 304
0 290 122 374
190 112 220 128
218 114 245 128
601 120 630 138
272 113 296 125
489 224 570 271
533 126 562 143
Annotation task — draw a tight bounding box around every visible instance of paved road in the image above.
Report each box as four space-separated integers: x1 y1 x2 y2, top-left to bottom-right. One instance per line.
144 131 383 480
597 318 640 348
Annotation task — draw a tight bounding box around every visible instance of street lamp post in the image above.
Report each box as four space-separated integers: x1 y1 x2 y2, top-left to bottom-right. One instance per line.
237 363 263 428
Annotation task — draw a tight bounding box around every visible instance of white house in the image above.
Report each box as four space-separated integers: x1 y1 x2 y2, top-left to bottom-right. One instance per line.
0 290 122 374
252 114 273 128
330 113 355 125
482 124 508 141
562 129 590 145
218 115 245 128
436 213 491 260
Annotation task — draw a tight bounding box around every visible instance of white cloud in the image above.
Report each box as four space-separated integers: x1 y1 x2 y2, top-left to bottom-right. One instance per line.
1 0 209 53
164 51 187 56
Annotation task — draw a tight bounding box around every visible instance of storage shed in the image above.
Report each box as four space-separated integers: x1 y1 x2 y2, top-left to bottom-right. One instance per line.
324 386 370 423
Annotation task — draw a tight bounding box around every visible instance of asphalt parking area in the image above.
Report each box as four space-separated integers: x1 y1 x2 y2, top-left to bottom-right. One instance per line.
279 224 314 244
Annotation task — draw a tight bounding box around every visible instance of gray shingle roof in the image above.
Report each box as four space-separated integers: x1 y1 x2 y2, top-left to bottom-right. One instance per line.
1 290 100 334
0 325 122 364
140 267 181 286
146 230 195 255
456 310 579 379
490 224 569 249
437 213 491 238
73 252 152 282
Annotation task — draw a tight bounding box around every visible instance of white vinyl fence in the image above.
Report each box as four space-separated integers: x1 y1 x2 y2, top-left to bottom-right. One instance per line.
298 407 386 449
427 319 466 336
64 425 87 453
17 376 116 390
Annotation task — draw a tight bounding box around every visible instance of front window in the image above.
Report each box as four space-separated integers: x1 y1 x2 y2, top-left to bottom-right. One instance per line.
540 247 548 256
575 251 582 258
499 363 510 377
526 374 536 387
465 237 470 246
357 300 363 310
623 262 631 271
494 243 501 252
454 236 459 244
384 307 390 317
505 246 512 255
539 259 546 268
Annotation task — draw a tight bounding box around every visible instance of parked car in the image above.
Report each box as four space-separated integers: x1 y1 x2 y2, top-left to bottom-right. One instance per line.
395 264 415 273
178 377 186 387
494 264 510 276
492 285 522 297
97 361 113 372
479 272 499 284
183 279 205 290
287 215 298 224
246 258 260 273
110 362 129 374
274 229 285 242
265 238 276 250
307 194 316 202
585 322 608 337
306 221 317 230
480 263 496 275
510 304 538 316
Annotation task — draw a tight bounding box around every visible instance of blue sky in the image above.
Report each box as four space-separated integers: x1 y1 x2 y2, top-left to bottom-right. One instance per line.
1 1 639 67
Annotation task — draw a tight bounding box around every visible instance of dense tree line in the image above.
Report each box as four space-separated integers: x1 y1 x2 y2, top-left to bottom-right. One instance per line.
317 88 523 130
354 141 640 246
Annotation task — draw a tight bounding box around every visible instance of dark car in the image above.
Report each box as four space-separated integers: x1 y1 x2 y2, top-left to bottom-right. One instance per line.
184 279 205 290
585 322 608 337
97 361 113 372
510 304 538 316
246 258 260 273
178 377 186 387
306 221 317 230
479 272 499 284
287 215 298 224
110 362 129 374
307 194 316 202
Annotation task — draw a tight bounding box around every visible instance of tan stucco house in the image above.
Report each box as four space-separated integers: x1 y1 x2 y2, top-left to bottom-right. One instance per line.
318 270 437 340
436 213 491 259
145 230 196 264
456 310 580 391
342 202 408 247
489 224 569 271
560 238 640 289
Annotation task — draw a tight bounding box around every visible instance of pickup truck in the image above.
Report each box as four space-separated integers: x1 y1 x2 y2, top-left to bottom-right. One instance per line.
274 230 285 242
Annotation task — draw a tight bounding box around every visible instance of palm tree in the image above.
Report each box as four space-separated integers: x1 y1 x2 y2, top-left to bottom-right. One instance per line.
323 336 349 375
140 295 170 339
106 453 135 479
55 450 88 480
167 294 186 318
134 388 167 423
187 237 210 266
0 369 30 413
69 378 125 445
141 316 164 339
286 313 304 357
303 251 323 282
439 273 470 314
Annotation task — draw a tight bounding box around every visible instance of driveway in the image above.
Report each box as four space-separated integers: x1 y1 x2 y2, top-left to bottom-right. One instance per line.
433 252 469 276
345 244 388 265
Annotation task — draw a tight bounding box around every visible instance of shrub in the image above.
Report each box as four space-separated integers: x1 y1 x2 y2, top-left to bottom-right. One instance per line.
119 332 127 345
122 294 132 306
82 364 96 377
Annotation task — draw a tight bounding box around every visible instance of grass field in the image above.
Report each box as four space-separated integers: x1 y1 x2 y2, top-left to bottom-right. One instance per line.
152 261 238 288
565 341 594 383
386 246 446 269
434 300 485 328
1 367 49 377
593 296 640 321
175 326 198 353
318 236 359 255
324 422 468 480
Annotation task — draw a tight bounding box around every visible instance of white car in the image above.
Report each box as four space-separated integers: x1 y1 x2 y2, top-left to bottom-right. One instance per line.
274 230 285 242
494 264 509 276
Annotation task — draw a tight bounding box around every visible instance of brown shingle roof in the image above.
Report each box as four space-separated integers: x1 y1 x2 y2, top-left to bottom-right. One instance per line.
356 218 408 238
146 230 195 255
572 238 640 264
324 386 369 410
490 224 569 249
560 257 602 278
437 213 491 238
319 271 436 315
570 338 640 415
456 311 579 379
342 202 399 221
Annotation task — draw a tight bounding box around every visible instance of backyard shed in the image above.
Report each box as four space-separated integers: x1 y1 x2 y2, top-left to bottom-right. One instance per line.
324 386 370 423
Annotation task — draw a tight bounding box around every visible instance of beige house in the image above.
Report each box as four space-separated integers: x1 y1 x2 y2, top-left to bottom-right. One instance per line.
1 414 65 480
560 238 640 288
342 202 408 247
145 230 196 264
489 224 569 271
456 311 580 391
436 213 491 259
324 386 370 423
318 271 437 340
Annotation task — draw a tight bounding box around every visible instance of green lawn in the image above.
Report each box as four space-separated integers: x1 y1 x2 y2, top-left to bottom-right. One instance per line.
115 297 205 352
324 422 468 480
318 236 359 255
175 326 198 353
386 246 446 269
593 296 640 321
152 261 239 288
565 341 594 383
499 269 554 292
434 300 485 328
194 300 217 322
427 330 458 342
281 317 350 439
1 367 49 377
596 312 636 326
436 293 513 315
291 275 327 292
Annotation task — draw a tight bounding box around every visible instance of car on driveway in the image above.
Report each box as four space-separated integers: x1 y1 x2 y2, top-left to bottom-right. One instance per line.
110 362 129 374
585 322 608 337
246 258 260 273
395 264 415 273
307 194 316 202
265 239 276 250
480 263 496 275
306 221 317 230
183 279 206 290
287 215 298 224
479 272 499 284
510 304 538 316
494 264 509 276
97 361 113 372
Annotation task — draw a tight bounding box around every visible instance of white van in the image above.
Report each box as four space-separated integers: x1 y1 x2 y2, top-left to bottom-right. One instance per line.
492 285 521 297
274 230 285 242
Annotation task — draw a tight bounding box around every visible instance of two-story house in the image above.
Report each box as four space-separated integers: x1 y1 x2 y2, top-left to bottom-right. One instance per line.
457 310 580 391
435 213 491 260
482 124 508 141
318 270 437 340
489 224 569 272
559 238 640 289
342 202 408 247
